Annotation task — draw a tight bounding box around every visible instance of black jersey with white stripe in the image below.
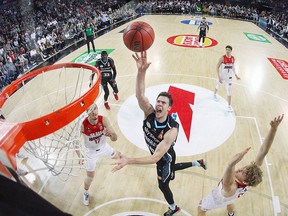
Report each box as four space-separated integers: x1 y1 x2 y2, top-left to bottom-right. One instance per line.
199 21 209 33
96 57 114 79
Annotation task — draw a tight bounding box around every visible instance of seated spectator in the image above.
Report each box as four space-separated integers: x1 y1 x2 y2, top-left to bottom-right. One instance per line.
39 42 49 59
4 57 18 81
17 53 29 72
29 48 43 64
0 61 8 89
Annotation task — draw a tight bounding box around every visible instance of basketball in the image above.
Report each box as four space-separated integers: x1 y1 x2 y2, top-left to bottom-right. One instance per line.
123 21 155 52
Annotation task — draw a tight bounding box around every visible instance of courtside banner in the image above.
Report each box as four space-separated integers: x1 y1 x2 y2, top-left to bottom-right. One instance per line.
244 32 271 43
268 58 288 80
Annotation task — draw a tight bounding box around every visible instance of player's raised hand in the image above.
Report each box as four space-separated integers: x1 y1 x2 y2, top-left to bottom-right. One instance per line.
270 114 284 129
132 51 151 72
229 147 251 166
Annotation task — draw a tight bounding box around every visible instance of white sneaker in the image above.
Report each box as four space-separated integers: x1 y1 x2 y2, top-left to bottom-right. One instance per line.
227 105 234 112
213 94 219 101
16 168 28 176
202 44 205 48
16 153 28 159
83 192 89 205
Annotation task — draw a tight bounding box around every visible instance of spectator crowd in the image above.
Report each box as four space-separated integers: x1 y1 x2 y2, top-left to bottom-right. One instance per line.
0 0 136 90
135 1 287 39
1 0 287 91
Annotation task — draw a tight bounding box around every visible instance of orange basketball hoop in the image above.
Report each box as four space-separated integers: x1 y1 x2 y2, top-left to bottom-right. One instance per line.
0 62 101 176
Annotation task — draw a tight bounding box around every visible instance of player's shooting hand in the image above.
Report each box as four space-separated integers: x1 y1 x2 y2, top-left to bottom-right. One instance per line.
270 114 284 129
112 154 129 172
132 51 151 72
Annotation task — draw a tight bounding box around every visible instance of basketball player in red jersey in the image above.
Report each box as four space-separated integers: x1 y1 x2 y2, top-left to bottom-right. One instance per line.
198 114 283 216
78 103 121 206
213 45 240 112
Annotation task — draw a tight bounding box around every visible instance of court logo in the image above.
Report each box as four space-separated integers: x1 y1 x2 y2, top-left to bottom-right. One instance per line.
181 20 213 26
71 49 115 65
167 34 218 48
244 32 271 43
118 84 236 156
268 58 288 80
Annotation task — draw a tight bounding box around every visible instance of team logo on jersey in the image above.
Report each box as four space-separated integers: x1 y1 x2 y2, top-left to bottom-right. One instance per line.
118 84 236 156
146 122 151 128
167 34 218 48
181 20 213 26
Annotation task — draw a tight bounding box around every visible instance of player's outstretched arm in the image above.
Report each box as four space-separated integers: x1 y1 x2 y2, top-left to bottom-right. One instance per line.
112 127 178 172
222 147 251 190
255 114 284 166
133 51 154 117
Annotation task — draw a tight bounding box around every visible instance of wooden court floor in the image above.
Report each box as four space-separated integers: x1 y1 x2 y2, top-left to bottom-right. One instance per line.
11 15 288 216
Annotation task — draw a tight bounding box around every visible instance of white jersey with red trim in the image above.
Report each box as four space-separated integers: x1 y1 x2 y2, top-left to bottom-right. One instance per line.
82 115 106 150
220 55 235 80
199 179 249 211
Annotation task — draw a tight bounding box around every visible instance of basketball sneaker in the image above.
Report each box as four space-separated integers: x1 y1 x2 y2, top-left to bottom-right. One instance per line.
113 93 119 101
164 206 181 216
16 168 28 176
228 211 235 216
104 102 110 110
197 159 207 170
213 94 219 101
16 153 28 159
227 105 233 112
83 192 89 206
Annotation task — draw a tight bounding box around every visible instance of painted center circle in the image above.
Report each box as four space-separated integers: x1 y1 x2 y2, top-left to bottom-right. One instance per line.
118 84 236 156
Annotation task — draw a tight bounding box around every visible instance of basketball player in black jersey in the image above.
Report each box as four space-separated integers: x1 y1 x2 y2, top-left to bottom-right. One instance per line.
197 17 209 48
90 50 119 110
113 52 207 216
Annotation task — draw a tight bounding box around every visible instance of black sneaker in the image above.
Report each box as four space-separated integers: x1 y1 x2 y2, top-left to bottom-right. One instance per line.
228 212 235 216
164 206 180 216
197 159 207 170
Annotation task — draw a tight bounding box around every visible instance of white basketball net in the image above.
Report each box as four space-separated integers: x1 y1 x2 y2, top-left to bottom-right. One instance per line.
23 112 88 180
1 65 100 181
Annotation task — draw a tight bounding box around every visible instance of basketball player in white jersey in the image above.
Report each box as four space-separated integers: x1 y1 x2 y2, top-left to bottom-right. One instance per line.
198 114 284 216
213 45 240 112
78 103 120 205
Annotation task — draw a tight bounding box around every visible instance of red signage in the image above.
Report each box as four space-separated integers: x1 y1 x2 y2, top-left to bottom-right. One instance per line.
268 58 288 80
167 34 218 48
